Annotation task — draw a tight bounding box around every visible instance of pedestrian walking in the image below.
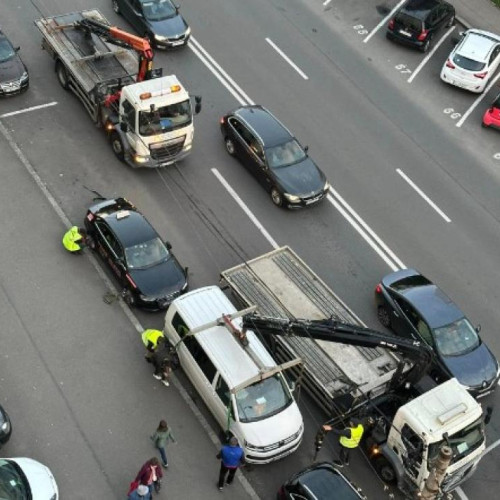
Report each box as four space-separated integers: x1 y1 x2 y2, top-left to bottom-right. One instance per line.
62 226 87 254
128 483 152 500
322 417 364 467
216 436 245 491
150 419 176 468
135 457 163 496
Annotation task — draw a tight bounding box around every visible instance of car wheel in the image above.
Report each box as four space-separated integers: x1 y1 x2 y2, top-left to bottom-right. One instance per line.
56 61 69 90
374 457 397 484
112 0 120 14
224 137 236 156
122 289 136 307
420 38 431 53
377 305 391 328
271 188 283 207
86 234 97 251
446 15 455 28
110 132 125 161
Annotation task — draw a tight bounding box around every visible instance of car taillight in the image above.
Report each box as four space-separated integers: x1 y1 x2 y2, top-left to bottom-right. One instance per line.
219 117 225 124
388 19 394 30
474 71 488 79
375 284 382 294
417 29 428 41
445 59 455 69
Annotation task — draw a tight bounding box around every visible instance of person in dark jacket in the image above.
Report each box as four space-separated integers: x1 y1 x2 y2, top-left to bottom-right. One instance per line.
128 483 152 500
216 436 245 490
135 457 163 496
150 419 176 467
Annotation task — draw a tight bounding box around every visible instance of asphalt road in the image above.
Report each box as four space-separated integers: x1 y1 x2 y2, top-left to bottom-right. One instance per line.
2 0 500 499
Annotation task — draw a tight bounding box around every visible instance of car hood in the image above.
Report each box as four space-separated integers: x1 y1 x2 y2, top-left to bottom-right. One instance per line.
129 256 186 297
12 458 58 499
441 343 499 388
148 15 187 37
273 157 326 196
0 55 25 83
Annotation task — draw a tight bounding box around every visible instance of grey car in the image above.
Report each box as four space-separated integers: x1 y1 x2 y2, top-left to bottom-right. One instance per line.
0 29 29 96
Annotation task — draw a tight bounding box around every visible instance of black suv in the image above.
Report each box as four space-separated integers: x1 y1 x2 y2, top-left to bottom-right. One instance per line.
220 105 329 208
386 0 455 52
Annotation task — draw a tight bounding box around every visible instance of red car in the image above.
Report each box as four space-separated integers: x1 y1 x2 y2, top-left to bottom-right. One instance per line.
482 93 500 129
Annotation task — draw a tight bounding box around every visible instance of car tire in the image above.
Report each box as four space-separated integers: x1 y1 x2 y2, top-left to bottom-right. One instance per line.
446 15 455 28
374 457 397 484
420 38 431 53
377 305 391 328
56 61 69 90
110 132 125 161
271 187 283 207
122 289 136 307
224 137 236 156
112 0 120 14
87 234 97 251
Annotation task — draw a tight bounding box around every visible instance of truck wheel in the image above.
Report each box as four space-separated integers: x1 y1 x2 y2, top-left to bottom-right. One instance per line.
377 306 391 328
271 187 283 207
112 0 120 14
224 137 236 156
374 457 396 484
110 132 125 161
121 289 136 307
56 61 69 90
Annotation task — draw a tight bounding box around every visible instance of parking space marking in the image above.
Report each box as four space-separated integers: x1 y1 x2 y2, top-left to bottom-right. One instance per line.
363 0 406 44
265 38 309 80
0 101 58 118
397 169 451 222
407 26 455 83
455 71 500 128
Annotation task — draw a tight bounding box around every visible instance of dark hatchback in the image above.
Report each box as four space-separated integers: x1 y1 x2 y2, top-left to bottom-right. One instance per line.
0 404 11 448
220 105 330 208
85 197 188 310
0 30 29 97
112 0 190 49
375 269 500 397
386 0 455 52
277 462 366 500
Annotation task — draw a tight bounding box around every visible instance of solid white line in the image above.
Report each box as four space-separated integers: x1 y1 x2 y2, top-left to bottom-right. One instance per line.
455 487 468 500
328 186 406 269
211 168 279 249
189 37 254 105
363 0 407 43
408 26 455 84
455 71 500 128
397 169 451 222
0 101 58 118
323 0 332 6
265 38 309 80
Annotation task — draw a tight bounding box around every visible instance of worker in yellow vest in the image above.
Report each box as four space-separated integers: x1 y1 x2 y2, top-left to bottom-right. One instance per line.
62 226 87 254
142 329 164 353
322 418 364 467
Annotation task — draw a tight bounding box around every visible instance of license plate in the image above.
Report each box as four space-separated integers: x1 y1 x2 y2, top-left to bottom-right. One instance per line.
171 40 184 46
399 29 411 37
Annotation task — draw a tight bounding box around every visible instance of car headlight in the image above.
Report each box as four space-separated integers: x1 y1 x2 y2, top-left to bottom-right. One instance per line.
20 71 28 82
284 193 300 202
154 34 168 41
324 180 331 191
0 421 10 432
243 439 258 450
139 294 157 302
185 26 191 36
133 154 149 164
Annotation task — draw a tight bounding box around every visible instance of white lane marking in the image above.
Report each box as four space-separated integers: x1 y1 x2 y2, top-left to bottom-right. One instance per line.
265 38 309 80
455 487 469 500
211 168 279 249
455 71 500 128
397 169 451 222
363 0 407 43
329 186 406 269
0 101 58 118
323 0 332 6
189 37 254 105
408 26 456 83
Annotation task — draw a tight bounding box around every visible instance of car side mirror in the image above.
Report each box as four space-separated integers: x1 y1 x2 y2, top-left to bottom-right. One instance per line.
175 4 180 9
485 406 493 425
184 266 189 276
475 324 481 333
194 96 202 114
304 145 309 153
14 46 20 52
165 241 172 250
120 121 129 133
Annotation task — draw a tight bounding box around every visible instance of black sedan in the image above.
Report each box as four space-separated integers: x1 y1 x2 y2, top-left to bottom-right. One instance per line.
277 462 366 500
0 29 29 97
220 105 330 208
375 269 500 397
85 197 188 310
0 404 11 448
112 0 191 49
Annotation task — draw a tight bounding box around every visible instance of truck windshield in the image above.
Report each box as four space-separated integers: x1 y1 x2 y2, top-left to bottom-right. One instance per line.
235 374 293 423
428 417 484 466
139 99 192 136
125 237 169 269
433 318 480 357
142 0 177 22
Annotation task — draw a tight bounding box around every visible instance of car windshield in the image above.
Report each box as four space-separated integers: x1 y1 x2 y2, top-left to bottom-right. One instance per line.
433 317 480 356
139 99 192 136
428 417 484 466
0 38 15 63
142 0 176 21
125 237 169 269
266 140 306 168
0 460 28 499
453 53 485 71
235 374 292 423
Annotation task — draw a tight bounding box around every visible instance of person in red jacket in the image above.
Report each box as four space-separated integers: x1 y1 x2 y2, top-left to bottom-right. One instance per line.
135 457 163 496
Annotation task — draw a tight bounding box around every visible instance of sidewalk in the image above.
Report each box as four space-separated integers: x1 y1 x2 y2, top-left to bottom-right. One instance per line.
453 0 500 31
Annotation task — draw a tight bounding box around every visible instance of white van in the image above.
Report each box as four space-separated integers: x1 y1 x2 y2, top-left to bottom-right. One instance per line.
164 286 304 464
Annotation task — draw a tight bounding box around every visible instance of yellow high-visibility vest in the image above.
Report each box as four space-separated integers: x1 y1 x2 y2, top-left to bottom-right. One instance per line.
141 329 164 349
62 226 83 252
339 424 364 449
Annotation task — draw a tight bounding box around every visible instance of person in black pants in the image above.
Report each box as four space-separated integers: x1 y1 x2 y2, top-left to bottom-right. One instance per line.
216 437 245 490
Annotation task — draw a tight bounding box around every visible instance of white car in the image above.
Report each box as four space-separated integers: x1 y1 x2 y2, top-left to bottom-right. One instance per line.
0 458 58 499
440 29 500 93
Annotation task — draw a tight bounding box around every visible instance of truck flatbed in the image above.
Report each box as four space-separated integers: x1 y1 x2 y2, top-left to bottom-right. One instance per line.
221 246 400 413
35 9 138 94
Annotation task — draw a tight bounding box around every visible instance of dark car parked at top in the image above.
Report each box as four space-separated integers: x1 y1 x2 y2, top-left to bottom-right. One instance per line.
112 0 190 49
0 404 11 448
85 197 188 310
220 105 330 208
277 462 366 500
386 0 455 52
375 269 500 397
0 29 29 97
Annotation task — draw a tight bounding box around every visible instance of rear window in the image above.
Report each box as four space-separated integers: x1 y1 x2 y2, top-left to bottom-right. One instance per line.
391 275 431 292
298 468 362 499
395 12 423 32
452 54 485 71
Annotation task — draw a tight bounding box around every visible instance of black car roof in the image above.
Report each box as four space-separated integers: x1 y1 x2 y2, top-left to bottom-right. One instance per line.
103 210 158 248
401 0 442 19
234 106 292 148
